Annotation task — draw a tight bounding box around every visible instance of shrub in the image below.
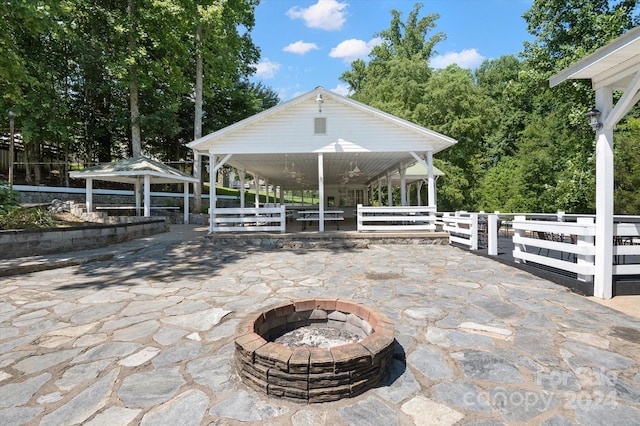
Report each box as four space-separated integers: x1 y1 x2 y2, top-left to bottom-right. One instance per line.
0 207 56 230
0 181 19 213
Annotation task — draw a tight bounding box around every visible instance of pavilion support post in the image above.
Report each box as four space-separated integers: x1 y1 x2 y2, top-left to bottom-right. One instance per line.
183 182 189 224
318 153 325 233
387 172 392 206
427 151 435 209
239 169 246 209
254 175 260 208
143 175 151 217
265 178 270 207
85 178 93 213
377 178 382 205
416 181 423 206
400 164 407 206
594 87 614 299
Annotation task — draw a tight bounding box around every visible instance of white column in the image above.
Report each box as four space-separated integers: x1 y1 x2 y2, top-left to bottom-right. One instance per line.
387 172 392 206
318 153 325 233
209 155 216 233
377 178 382 205
239 169 246 209
183 182 189 224
427 151 436 208
143 174 151 217
400 164 407 206
416 181 423 206
254 175 260 208
594 87 614 299
85 178 93 213
135 178 141 215
265 179 270 207
193 152 201 214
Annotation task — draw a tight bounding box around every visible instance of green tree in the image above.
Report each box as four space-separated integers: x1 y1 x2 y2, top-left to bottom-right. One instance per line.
614 117 640 214
339 3 443 118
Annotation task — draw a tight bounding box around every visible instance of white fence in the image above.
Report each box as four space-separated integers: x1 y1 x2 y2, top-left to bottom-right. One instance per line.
440 212 479 250
511 216 596 282
356 205 436 232
210 206 286 233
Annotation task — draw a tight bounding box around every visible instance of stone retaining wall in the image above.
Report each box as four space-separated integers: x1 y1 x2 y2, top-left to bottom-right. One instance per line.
0 218 168 259
235 299 395 403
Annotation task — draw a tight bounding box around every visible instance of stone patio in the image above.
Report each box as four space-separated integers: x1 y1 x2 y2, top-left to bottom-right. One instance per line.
0 226 639 425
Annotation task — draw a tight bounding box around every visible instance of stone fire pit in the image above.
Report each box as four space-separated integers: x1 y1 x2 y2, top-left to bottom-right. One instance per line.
234 299 395 403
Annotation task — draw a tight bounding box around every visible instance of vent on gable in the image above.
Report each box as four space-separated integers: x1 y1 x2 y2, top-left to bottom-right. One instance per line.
314 117 327 135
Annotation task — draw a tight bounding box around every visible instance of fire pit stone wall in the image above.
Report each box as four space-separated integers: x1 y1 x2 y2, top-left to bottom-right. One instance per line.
234 299 395 403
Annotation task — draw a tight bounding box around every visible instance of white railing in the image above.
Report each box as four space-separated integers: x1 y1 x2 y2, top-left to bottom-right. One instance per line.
511 216 596 282
210 206 286 233
613 222 640 275
356 205 436 232
13 184 238 200
441 212 479 250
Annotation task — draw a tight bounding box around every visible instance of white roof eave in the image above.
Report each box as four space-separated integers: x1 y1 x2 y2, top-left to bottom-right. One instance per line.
549 26 640 88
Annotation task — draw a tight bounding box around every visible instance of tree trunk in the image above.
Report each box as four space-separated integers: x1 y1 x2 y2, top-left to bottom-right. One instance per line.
193 22 203 213
128 0 142 157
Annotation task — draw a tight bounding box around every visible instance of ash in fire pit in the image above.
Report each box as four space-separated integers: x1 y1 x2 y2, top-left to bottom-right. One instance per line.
235 299 395 403
274 326 361 348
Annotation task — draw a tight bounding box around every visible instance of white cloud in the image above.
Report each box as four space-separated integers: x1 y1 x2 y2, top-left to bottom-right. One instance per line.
254 58 281 79
330 83 350 96
431 48 485 69
286 0 348 31
283 40 320 55
329 37 382 64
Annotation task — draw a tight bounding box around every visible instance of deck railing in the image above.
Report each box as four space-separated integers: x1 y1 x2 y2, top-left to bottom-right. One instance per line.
440 212 479 250
356 205 436 232
210 206 286 233
440 212 640 285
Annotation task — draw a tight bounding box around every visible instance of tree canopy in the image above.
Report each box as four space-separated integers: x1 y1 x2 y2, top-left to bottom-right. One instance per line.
340 1 640 214
1 0 277 184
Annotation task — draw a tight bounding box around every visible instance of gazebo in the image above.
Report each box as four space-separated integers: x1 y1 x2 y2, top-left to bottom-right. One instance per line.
550 26 640 299
188 87 457 233
69 156 199 224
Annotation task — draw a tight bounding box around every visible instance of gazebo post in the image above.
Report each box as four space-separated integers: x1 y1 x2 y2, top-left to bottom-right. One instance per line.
183 182 189 224
135 178 141 216
85 178 93 213
209 154 217 233
143 175 151 217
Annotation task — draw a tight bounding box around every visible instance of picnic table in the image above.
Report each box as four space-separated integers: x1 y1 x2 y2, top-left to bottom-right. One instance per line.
296 210 344 230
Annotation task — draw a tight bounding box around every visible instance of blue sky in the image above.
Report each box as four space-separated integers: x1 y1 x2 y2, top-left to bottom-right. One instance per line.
250 0 534 100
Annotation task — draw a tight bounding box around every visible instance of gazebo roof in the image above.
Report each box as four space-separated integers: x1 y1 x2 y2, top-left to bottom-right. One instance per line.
69 156 199 184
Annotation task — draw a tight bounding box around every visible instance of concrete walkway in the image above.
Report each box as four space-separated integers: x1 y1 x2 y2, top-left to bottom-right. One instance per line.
1 225 639 425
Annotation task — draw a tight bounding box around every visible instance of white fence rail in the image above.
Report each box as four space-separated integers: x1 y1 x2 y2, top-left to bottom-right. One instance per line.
511 216 596 282
356 205 436 232
441 212 479 250
210 206 286 233
439 212 640 285
613 222 640 275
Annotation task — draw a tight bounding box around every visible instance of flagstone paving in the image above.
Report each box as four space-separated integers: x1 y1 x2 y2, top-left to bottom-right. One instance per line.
1 227 639 425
